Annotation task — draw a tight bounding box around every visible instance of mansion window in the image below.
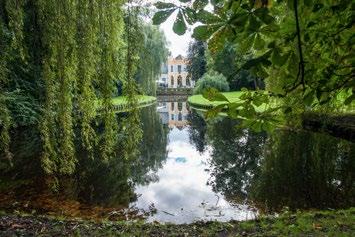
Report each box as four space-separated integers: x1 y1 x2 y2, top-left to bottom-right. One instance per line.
178 113 182 121
171 76 174 86
178 102 182 111
186 77 190 86
171 114 175 120
171 102 175 111
171 65 173 72
177 75 182 87
178 65 181 73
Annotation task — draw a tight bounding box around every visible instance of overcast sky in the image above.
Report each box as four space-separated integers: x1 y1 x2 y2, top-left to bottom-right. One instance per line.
159 11 192 57
147 0 193 57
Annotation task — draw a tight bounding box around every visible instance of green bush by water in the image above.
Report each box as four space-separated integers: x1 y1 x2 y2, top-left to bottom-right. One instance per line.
193 72 230 95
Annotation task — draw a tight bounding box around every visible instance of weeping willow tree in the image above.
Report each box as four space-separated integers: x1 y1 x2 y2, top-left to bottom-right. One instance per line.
39 0 78 175
0 0 142 179
135 24 168 96
76 0 99 154
120 1 143 160
0 0 26 164
0 19 11 163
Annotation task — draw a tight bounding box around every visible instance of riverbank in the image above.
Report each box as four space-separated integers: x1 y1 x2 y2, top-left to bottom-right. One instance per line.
303 112 355 142
111 95 156 112
1 208 354 236
188 92 355 141
188 92 243 110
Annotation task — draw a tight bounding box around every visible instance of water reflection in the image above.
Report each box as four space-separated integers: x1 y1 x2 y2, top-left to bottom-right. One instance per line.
157 101 189 128
250 129 355 211
0 98 354 224
132 106 256 223
205 117 266 202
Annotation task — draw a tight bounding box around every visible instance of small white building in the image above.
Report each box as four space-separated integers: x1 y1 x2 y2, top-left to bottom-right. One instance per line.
158 55 194 89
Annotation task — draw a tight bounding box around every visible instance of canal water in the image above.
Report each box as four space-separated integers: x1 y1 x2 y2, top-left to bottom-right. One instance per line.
131 100 256 223
0 97 354 224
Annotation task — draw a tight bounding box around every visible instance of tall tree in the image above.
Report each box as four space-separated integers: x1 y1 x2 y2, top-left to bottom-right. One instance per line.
0 0 141 179
207 42 262 90
153 0 355 128
135 24 169 96
186 40 207 82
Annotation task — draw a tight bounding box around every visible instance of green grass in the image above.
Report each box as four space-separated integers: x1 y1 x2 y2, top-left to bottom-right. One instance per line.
188 91 271 113
188 91 355 115
110 95 156 112
111 95 156 106
1 208 354 236
188 91 244 108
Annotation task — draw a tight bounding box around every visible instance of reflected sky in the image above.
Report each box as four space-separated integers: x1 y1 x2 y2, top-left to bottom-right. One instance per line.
131 125 257 224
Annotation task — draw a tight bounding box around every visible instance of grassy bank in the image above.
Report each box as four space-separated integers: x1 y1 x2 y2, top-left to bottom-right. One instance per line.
188 91 243 109
188 91 270 114
111 95 156 112
188 91 355 113
1 208 354 236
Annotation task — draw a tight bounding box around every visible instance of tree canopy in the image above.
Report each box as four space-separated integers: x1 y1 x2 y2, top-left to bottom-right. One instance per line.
153 0 355 129
0 0 147 180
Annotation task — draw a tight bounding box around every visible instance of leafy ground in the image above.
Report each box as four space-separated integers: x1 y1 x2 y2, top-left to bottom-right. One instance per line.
0 208 354 236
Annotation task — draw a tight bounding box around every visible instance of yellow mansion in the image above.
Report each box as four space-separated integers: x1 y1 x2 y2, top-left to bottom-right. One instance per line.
158 55 194 88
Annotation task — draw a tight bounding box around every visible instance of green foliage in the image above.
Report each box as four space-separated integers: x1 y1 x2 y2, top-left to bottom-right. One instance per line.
135 24 169 96
193 72 230 95
0 0 143 178
0 19 11 162
251 129 355 210
121 3 143 161
153 0 355 128
207 43 262 90
186 40 207 82
76 0 99 153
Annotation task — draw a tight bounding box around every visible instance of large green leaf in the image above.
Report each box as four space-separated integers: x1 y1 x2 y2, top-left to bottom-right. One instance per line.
254 8 274 24
152 9 175 25
154 1 176 9
205 104 226 118
207 26 233 54
192 24 222 40
231 12 249 26
196 10 221 24
271 48 289 66
344 93 355 105
253 34 265 50
173 10 187 35
202 88 230 102
303 89 315 106
287 52 299 75
183 8 197 24
247 15 262 32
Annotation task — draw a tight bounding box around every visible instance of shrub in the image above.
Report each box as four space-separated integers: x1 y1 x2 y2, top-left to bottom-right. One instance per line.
193 71 230 94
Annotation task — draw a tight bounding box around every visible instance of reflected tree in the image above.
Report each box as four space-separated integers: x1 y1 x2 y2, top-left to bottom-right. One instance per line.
206 117 266 201
130 105 169 186
251 130 355 211
75 148 134 207
187 110 208 153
